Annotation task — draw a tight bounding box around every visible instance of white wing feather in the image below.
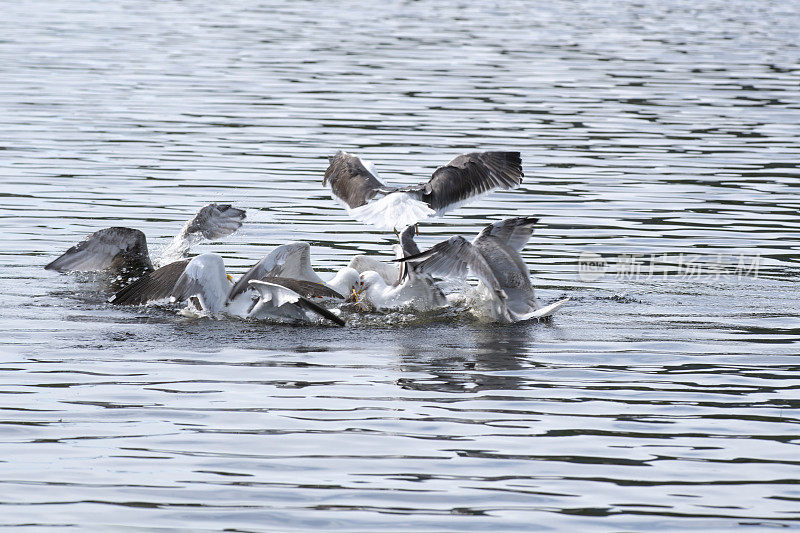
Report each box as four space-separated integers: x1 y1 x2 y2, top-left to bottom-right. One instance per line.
348 192 435 230
228 242 324 301
510 297 571 321
247 280 302 308
170 254 231 315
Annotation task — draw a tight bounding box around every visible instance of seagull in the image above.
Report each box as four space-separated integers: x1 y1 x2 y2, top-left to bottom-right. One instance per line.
169 254 347 326
44 203 246 287
322 151 524 230
397 217 569 323
109 242 361 327
356 269 447 313
345 226 448 312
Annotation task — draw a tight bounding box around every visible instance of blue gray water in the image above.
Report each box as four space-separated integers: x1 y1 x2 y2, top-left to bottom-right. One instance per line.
1 0 800 530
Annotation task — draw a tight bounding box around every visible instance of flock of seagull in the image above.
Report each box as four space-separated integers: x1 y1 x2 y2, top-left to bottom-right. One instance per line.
45 151 569 327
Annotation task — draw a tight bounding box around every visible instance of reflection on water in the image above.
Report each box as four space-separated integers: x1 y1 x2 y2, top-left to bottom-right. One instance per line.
1 0 800 530
396 325 536 393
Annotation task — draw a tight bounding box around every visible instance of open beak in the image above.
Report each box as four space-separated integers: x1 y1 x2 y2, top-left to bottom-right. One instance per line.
348 288 358 302
346 283 369 311
227 274 234 283
347 285 364 302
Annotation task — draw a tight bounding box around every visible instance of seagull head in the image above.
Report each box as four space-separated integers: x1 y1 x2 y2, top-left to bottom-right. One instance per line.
347 278 366 304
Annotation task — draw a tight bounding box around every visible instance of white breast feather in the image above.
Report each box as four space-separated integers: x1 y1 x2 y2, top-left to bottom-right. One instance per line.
348 192 435 230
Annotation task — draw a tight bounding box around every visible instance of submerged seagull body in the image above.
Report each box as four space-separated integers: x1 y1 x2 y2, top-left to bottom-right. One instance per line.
109 242 360 327
44 203 246 287
398 217 569 323
323 151 524 230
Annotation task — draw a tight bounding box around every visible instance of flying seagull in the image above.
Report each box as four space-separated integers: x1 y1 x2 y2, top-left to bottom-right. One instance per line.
44 203 246 286
397 217 569 323
322 151 524 230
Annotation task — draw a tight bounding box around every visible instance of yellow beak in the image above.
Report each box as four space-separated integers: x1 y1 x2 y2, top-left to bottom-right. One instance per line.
348 285 369 311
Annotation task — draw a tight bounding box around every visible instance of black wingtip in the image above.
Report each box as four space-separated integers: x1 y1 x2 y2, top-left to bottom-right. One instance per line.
297 297 346 327
391 250 425 263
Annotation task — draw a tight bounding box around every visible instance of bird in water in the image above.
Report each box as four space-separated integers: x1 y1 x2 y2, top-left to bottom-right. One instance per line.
109 242 361 327
397 217 569 323
345 225 448 312
322 151 524 230
44 203 246 289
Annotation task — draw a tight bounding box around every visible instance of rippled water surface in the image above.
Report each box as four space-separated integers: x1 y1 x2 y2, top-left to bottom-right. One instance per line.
2 0 800 530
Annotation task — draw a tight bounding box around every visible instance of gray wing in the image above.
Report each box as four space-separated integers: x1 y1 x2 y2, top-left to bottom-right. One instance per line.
45 227 153 274
109 259 191 305
399 225 421 257
404 151 523 213
398 235 504 295
295 297 346 327
248 280 345 326
184 203 246 240
228 242 323 301
168 254 230 316
475 216 538 252
263 276 344 301
322 151 390 208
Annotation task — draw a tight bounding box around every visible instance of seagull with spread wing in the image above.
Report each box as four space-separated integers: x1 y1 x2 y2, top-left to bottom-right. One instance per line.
322 151 524 230
44 203 246 287
109 242 360 327
397 217 569 323
344 225 449 312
